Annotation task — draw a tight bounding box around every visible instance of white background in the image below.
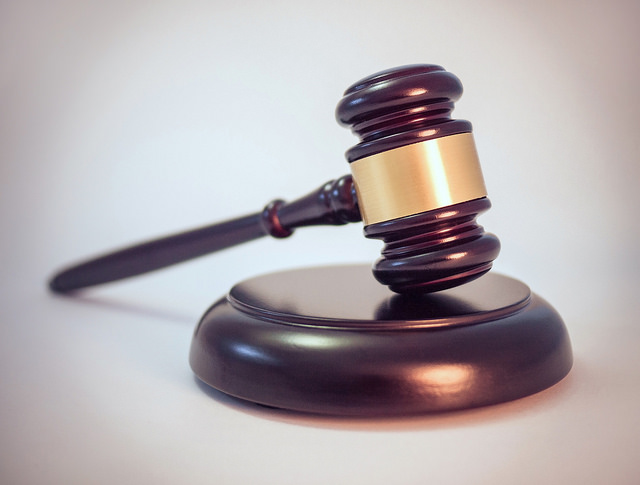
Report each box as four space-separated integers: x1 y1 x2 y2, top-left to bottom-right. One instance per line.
1 1 639 483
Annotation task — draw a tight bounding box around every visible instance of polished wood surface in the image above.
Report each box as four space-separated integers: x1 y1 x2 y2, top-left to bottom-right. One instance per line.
49 175 360 293
365 197 500 293
190 265 573 416
336 64 472 162
337 64 500 292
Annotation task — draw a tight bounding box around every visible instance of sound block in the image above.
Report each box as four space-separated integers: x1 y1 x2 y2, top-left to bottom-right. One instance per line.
189 265 572 416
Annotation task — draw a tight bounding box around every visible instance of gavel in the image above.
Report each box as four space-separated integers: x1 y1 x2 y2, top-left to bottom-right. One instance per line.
49 64 500 295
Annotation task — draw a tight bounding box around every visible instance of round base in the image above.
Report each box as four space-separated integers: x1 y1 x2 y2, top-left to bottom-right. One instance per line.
189 265 572 416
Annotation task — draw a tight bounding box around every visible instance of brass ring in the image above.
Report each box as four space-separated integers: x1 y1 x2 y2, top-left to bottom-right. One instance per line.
350 133 488 225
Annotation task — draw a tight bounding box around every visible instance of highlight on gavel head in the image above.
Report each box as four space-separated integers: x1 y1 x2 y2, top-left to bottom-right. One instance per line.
336 64 501 294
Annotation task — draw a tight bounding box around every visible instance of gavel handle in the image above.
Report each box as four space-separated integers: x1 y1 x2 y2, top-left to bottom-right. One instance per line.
49 175 361 293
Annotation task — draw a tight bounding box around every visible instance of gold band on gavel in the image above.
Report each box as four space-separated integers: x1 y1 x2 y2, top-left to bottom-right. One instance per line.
350 133 488 225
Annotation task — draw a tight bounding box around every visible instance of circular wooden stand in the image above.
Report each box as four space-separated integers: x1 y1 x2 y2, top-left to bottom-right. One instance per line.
189 265 572 416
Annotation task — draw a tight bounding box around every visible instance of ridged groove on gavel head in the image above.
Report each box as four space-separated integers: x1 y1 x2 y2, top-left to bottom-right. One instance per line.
335 64 472 162
364 198 501 294
337 64 501 294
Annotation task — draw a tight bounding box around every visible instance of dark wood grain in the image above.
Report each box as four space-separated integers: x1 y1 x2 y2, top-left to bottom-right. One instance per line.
49 175 360 293
365 198 500 293
336 64 472 162
190 265 572 415
336 64 501 292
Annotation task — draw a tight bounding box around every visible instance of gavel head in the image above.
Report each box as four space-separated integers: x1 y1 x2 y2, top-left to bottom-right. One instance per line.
336 64 501 294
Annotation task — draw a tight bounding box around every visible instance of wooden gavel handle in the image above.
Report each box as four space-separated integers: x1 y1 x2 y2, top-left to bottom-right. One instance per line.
49 175 360 293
